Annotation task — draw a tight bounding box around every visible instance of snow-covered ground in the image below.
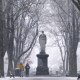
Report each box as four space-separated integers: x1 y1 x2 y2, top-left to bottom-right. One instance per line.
0 77 77 80
0 77 13 80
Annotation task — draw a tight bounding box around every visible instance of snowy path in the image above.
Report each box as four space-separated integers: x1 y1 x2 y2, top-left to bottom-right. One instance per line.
0 77 77 80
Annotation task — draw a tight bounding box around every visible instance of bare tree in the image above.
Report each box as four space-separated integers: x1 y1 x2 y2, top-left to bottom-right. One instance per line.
2 0 40 75
52 30 67 75
12 0 41 68
50 0 80 76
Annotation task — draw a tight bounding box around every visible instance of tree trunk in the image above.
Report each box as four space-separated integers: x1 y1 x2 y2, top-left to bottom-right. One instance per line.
0 56 4 76
68 4 78 77
69 47 77 76
7 53 13 76
0 0 4 76
63 60 66 75
7 25 14 76
7 32 14 76
66 52 69 73
7 1 14 75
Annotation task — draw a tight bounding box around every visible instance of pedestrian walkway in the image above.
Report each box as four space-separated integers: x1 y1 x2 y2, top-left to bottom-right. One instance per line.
0 77 77 80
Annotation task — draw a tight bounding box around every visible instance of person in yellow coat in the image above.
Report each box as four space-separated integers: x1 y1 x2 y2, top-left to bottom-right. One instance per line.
18 63 24 70
18 63 24 76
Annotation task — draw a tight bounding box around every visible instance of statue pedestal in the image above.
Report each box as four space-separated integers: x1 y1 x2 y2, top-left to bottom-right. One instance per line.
36 51 49 75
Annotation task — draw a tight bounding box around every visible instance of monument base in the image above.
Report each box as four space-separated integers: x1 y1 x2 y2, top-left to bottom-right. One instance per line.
36 66 49 75
36 53 49 75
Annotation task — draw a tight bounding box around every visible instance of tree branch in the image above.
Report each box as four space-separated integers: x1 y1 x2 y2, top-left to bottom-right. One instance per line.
72 0 80 11
16 27 38 63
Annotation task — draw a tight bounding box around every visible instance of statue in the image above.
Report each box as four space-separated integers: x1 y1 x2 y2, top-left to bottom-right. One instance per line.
36 31 49 75
39 31 47 52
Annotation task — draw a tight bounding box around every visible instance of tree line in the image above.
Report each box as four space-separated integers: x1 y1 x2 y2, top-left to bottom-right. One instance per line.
0 0 80 77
